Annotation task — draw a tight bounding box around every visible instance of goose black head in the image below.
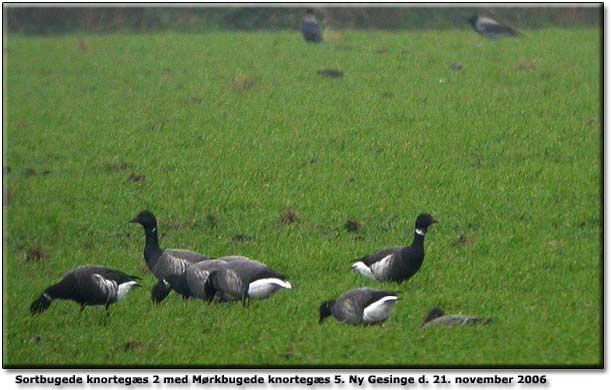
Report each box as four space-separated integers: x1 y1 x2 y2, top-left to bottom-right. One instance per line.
423 307 445 325
319 300 334 324
30 294 52 315
467 14 479 27
130 210 158 229
151 280 172 304
415 213 438 233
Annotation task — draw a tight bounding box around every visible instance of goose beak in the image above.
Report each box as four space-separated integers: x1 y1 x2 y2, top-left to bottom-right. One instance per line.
133 283 142 288
129 218 138 224
431 219 439 224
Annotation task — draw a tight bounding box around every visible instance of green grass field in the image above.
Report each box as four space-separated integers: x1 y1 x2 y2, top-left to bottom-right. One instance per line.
2 29 601 367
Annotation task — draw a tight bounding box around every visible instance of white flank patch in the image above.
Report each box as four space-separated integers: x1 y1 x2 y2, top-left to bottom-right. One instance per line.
415 228 425 236
43 293 52 301
351 262 376 280
478 17 501 27
363 296 399 323
247 278 291 299
117 281 139 300
370 255 394 280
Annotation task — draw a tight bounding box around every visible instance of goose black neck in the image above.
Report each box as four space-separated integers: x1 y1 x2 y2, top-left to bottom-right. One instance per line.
167 274 190 297
45 283 69 300
319 300 334 323
411 230 426 247
143 226 163 267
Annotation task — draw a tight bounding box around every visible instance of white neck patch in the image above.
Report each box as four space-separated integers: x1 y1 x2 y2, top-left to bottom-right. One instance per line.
43 292 52 301
415 228 425 236
151 228 157 233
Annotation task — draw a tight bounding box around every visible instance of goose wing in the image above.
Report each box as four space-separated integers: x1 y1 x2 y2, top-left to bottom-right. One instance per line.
184 267 212 300
76 272 116 304
220 256 287 283
153 250 202 280
354 247 401 267
84 266 140 284
352 248 402 280
332 290 366 324
184 260 227 299
330 288 387 324
209 268 248 301
164 249 210 264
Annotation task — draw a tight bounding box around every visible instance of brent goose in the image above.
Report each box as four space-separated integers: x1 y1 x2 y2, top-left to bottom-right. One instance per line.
220 256 292 300
30 265 141 314
319 288 399 325
164 256 292 304
301 9 322 43
468 14 519 39
421 307 493 328
130 210 210 303
164 259 247 304
351 213 438 283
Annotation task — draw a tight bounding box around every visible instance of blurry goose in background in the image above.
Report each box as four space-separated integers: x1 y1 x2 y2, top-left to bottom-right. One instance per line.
130 210 211 303
351 213 438 283
421 307 493 328
468 14 520 39
30 265 141 315
301 8 322 43
319 288 399 325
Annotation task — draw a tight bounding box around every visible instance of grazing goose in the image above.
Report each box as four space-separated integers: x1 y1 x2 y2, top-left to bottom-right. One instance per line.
351 213 438 283
164 256 291 304
319 288 399 325
220 256 292 300
421 307 493 328
30 265 141 315
130 210 211 303
301 9 322 43
163 259 244 302
468 14 519 39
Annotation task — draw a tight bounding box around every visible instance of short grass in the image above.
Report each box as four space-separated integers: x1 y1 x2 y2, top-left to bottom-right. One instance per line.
2 29 601 367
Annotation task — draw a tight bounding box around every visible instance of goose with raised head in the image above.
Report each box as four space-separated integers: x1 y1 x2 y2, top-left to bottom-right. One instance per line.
301 8 322 43
130 210 211 303
351 213 438 283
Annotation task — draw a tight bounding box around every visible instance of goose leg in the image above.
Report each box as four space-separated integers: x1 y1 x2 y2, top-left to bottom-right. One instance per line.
241 292 250 308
